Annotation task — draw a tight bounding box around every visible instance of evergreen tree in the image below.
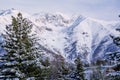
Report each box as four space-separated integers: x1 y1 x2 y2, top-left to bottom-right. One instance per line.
0 13 49 79
57 61 70 80
90 65 105 80
71 57 85 80
50 55 70 80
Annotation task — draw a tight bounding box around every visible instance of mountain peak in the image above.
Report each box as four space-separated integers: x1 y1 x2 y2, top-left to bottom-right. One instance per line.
0 9 120 63
0 9 31 20
0 8 18 16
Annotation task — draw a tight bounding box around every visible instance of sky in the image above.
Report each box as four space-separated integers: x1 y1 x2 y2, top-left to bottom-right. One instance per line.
0 0 120 21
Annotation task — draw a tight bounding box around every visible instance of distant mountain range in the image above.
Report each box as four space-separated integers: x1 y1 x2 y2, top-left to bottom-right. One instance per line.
0 9 120 63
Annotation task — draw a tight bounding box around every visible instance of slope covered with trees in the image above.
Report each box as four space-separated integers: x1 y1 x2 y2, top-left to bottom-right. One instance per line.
0 13 50 79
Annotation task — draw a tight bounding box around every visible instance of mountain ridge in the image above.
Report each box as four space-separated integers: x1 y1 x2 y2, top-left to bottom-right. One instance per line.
0 9 120 63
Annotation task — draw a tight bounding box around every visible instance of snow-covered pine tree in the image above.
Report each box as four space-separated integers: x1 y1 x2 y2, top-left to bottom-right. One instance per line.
72 57 85 80
0 13 47 79
50 55 68 80
90 65 105 80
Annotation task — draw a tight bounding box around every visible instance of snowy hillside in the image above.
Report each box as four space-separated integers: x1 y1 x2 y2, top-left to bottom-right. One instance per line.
0 9 120 63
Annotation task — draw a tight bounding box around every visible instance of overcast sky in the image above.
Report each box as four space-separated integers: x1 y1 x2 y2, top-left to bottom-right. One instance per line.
0 0 120 21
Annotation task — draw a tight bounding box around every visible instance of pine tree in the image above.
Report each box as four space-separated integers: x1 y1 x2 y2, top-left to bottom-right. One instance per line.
57 60 70 80
47 54 73 80
90 65 105 80
0 13 48 79
72 57 85 80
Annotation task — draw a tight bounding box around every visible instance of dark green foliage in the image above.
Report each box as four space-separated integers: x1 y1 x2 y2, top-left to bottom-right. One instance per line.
90 66 105 80
41 58 50 67
0 13 50 79
50 56 70 80
73 57 85 80
57 61 70 80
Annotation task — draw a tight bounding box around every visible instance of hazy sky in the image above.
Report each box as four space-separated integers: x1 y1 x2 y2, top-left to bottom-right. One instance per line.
0 0 120 21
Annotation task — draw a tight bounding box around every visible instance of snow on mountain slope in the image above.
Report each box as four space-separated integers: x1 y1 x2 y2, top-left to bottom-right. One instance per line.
0 9 120 63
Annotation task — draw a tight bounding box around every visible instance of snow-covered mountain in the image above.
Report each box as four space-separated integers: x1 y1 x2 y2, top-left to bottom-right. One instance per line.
0 9 120 63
